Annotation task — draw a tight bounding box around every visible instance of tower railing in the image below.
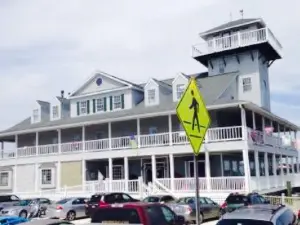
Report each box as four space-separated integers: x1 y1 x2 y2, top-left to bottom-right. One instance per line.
192 28 282 57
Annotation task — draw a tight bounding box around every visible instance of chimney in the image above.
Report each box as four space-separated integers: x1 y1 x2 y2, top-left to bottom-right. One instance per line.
61 90 64 98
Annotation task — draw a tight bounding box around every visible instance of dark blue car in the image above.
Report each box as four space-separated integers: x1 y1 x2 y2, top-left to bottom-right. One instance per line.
0 216 28 224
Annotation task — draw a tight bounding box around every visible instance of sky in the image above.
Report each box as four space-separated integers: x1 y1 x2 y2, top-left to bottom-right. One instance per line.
0 0 300 131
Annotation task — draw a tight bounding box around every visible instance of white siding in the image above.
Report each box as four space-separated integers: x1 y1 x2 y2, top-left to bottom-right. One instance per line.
172 74 188 102
31 102 41 124
16 164 35 192
50 97 61 121
144 79 159 106
76 75 126 96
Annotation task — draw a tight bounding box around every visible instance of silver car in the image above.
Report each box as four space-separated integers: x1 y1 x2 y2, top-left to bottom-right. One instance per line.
46 197 87 221
0 199 37 218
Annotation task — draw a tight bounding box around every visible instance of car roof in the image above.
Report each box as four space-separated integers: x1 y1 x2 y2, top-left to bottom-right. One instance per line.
221 204 286 221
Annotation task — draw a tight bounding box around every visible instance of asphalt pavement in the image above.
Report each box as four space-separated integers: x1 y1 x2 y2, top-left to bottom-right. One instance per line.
72 218 218 224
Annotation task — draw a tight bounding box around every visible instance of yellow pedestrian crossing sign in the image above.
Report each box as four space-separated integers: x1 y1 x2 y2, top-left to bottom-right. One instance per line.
176 77 211 156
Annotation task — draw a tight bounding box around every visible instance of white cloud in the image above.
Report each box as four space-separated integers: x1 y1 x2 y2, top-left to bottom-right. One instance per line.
0 0 299 130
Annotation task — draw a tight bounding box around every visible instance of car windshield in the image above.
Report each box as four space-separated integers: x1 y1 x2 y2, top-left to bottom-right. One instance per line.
56 198 71 204
143 197 160 202
92 208 141 224
15 200 31 206
226 195 248 204
90 195 102 203
217 219 273 225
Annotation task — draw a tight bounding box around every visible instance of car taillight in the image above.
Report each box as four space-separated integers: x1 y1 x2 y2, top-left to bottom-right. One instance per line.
221 202 227 209
98 201 108 207
186 206 192 214
56 205 63 210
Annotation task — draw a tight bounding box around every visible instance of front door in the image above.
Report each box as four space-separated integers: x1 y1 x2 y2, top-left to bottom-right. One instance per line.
143 161 167 183
186 160 206 177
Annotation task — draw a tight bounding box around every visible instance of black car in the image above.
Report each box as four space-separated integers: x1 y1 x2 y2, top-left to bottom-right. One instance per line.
86 192 139 216
220 192 270 215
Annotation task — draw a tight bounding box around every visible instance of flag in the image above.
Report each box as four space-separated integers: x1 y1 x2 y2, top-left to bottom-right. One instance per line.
130 134 138 149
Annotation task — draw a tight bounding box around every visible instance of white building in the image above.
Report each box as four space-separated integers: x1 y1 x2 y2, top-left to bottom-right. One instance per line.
0 17 299 202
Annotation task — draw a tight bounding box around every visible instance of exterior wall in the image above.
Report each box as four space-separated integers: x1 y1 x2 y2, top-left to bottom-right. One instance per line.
144 80 159 106
15 164 35 192
60 161 82 187
258 54 271 110
217 76 238 101
70 88 133 118
172 75 188 102
77 75 125 95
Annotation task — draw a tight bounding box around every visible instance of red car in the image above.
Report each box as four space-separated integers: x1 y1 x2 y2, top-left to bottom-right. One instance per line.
91 202 186 225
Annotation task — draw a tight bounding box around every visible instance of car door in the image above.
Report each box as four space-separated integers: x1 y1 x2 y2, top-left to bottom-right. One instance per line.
121 193 134 203
199 197 212 219
204 197 219 218
71 198 86 218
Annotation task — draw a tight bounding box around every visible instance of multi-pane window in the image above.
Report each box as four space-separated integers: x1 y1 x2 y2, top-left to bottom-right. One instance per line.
80 101 87 114
112 165 124 180
176 84 185 100
148 89 156 104
41 169 52 185
96 98 104 112
113 96 121 109
52 106 59 119
33 109 39 122
0 172 9 186
243 77 252 92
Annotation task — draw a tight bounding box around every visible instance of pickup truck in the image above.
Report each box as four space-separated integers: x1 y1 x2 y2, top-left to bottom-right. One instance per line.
91 202 186 225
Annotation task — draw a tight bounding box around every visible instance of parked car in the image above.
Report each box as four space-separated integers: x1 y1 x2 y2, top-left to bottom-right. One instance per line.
91 202 185 225
220 192 270 215
86 192 139 216
24 218 74 225
167 196 220 224
142 195 176 204
218 204 297 225
32 198 52 216
0 199 38 218
46 197 87 221
0 195 20 211
0 215 28 225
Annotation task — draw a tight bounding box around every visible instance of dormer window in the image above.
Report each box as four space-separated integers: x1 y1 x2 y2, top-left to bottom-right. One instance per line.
52 106 59 119
113 96 122 109
33 109 39 122
147 89 156 104
80 101 87 114
176 84 185 100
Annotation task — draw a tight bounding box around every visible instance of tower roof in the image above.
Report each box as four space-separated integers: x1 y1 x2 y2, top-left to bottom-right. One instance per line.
200 18 265 38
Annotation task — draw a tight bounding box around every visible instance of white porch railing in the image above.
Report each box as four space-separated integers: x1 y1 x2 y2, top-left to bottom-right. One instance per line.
5 126 243 159
192 28 283 57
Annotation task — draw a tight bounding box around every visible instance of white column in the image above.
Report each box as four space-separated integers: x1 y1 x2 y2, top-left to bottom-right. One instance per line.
108 123 112 149
264 152 269 189
262 117 265 143
108 158 113 191
169 154 174 192
35 132 39 155
240 106 247 140
1 141 3 159
124 157 129 192
286 156 290 175
242 148 250 192
168 115 172 146
151 155 156 183
252 111 256 130
291 157 295 174
137 118 140 148
57 129 61 154
205 150 211 191
15 135 18 158
56 161 61 191
272 154 276 176
35 163 39 192
82 160 86 191
220 153 224 176
82 126 85 151
280 155 284 186
13 165 17 192
254 151 260 178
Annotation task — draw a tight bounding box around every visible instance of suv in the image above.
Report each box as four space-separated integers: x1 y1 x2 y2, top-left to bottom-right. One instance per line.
220 192 270 215
91 202 185 225
0 195 20 211
217 204 297 225
86 192 139 216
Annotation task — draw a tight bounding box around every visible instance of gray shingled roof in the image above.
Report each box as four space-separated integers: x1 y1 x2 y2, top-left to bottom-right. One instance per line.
201 18 262 36
0 73 238 135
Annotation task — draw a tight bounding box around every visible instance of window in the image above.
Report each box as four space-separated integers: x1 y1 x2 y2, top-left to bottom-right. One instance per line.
243 77 252 92
80 101 87 114
72 198 85 205
33 109 39 122
147 89 156 104
122 194 132 202
161 206 175 223
96 98 104 112
52 106 59 119
56 198 72 204
41 169 52 185
113 95 122 109
0 172 9 186
113 165 124 180
176 84 185 100
91 208 141 224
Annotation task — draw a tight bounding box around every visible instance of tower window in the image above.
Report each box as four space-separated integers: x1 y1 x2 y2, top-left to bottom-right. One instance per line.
242 77 252 92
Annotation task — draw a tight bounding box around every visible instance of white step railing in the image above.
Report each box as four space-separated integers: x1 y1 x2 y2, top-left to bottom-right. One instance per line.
192 28 282 57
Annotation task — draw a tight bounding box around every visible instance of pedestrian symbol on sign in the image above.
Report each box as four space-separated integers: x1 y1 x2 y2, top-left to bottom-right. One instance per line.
189 90 200 132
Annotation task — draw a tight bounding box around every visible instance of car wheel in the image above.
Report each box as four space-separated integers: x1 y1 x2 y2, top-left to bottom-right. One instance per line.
66 211 76 221
199 213 204 224
19 210 27 218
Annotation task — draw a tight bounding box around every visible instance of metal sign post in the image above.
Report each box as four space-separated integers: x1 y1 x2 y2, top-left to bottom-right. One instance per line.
176 77 211 225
